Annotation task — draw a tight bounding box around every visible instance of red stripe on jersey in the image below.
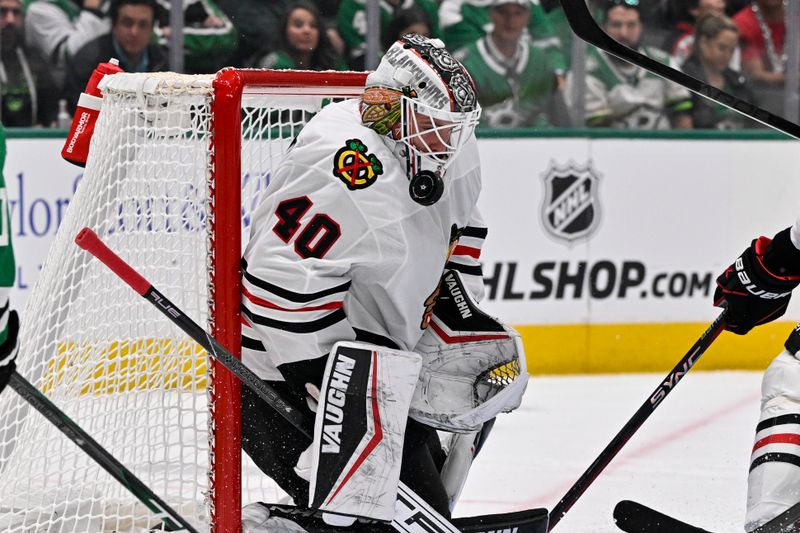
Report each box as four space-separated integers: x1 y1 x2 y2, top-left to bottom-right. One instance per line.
325 351 384 506
753 433 800 452
429 320 509 344
243 286 343 312
453 245 480 259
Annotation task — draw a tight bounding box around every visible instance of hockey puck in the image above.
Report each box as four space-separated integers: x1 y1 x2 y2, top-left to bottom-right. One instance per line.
409 170 443 206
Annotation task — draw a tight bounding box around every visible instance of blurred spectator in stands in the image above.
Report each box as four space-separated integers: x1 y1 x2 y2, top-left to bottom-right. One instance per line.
664 0 729 67
316 0 341 22
63 0 165 112
545 0 601 70
439 0 566 83
383 6 432 50
217 0 290 67
337 0 439 70
0 0 58 126
733 0 784 91
315 0 345 56
732 0 785 117
566 0 693 129
682 12 759 128
24 0 110 88
456 0 561 128
252 0 346 71
726 0 751 17
153 0 236 74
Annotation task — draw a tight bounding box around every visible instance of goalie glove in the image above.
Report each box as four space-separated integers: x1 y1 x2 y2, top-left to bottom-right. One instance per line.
0 311 20 395
411 270 527 432
714 228 800 335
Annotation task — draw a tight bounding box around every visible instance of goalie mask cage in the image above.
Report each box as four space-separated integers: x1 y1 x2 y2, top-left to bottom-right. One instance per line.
0 69 367 533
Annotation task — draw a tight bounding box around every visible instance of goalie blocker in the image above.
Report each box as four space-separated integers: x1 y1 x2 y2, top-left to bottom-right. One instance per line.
303 270 527 523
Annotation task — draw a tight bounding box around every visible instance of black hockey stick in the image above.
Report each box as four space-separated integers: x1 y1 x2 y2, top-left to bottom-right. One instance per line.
613 500 714 533
547 310 728 530
558 0 800 139
6 371 197 532
75 227 548 533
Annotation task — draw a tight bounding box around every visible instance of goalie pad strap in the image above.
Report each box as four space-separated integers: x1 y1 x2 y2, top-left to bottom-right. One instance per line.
309 341 421 521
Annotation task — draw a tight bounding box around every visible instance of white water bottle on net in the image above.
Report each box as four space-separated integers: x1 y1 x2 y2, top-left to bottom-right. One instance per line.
0 69 367 533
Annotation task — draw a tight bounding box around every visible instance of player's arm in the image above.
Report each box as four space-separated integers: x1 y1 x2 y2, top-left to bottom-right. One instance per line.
447 206 488 302
0 310 20 394
0 124 18 395
714 219 800 334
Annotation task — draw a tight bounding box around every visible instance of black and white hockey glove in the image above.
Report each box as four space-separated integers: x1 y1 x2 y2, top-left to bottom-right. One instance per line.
714 228 800 335
0 310 19 394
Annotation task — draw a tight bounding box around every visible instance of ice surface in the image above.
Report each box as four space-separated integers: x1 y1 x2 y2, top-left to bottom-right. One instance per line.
450 372 762 532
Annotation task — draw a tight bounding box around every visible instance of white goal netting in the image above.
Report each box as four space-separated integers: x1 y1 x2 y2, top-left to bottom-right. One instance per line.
0 70 365 532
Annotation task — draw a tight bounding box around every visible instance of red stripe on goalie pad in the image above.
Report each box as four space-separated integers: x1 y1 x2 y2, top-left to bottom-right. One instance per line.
429 319 509 344
325 351 384 506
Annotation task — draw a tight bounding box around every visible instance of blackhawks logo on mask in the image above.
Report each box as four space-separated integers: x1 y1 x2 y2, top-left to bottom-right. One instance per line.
332 139 384 190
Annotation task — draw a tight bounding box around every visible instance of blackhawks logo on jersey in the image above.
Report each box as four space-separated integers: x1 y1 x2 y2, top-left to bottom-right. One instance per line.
332 139 383 190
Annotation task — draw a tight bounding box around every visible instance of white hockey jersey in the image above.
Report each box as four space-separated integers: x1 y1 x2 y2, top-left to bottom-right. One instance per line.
241 99 486 381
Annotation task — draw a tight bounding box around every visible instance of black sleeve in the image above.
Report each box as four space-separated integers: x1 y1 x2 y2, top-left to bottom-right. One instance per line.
33 53 61 127
62 45 99 115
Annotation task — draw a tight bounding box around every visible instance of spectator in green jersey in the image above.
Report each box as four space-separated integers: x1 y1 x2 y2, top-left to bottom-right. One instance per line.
456 0 561 128
439 0 566 76
337 0 440 70
153 0 237 74
565 0 693 129
0 123 20 396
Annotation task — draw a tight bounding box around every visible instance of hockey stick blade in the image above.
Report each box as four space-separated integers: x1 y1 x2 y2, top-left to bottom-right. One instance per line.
453 508 549 533
614 500 714 533
751 500 800 533
7 371 197 532
558 0 800 139
75 227 462 533
547 311 727 530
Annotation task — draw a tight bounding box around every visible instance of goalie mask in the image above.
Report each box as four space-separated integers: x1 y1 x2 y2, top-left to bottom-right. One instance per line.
361 35 481 205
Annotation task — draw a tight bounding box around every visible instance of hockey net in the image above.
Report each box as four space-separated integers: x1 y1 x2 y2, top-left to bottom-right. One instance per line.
0 69 366 533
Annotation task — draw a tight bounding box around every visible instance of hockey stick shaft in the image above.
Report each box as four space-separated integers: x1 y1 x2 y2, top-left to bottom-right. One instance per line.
75 227 312 436
7 371 197 532
75 227 462 533
558 0 800 139
547 311 728 531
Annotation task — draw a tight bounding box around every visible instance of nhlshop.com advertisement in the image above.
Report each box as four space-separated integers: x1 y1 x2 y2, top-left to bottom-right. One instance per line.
475 136 800 372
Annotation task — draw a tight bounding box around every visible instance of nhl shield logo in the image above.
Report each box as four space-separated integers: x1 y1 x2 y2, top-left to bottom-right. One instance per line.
540 161 601 243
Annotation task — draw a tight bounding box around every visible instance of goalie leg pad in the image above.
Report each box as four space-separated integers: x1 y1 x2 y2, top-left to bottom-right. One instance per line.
746 349 800 531
309 341 422 522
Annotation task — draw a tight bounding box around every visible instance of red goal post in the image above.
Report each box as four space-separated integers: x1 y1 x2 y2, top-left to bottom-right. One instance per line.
210 69 367 532
0 69 367 533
